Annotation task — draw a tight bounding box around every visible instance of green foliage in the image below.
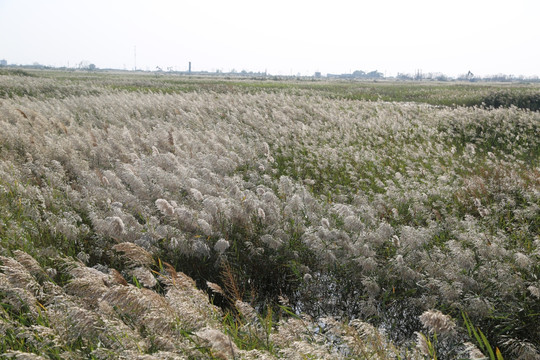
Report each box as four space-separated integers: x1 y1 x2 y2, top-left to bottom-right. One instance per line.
462 312 504 360
0 68 35 77
482 90 540 111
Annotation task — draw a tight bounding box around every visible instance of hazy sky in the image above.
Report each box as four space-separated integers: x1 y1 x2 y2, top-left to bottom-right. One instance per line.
1 0 539 76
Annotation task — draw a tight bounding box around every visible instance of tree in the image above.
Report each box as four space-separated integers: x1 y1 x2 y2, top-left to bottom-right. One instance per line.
367 70 383 79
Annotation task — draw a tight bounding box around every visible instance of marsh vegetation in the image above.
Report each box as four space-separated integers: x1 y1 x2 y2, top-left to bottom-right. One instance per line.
1 70 539 359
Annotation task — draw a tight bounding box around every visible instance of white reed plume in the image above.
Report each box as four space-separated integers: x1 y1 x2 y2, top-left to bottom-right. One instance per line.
419 309 456 334
463 342 488 360
155 198 175 216
235 300 258 323
214 238 230 254
195 327 238 359
130 266 157 288
257 207 266 220
190 188 204 201
112 242 154 268
415 332 431 357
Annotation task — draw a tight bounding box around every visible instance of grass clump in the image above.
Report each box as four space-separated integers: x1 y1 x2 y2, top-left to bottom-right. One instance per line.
482 90 540 111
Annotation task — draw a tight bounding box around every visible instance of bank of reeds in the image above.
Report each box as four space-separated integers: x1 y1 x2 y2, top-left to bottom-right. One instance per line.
1 72 538 358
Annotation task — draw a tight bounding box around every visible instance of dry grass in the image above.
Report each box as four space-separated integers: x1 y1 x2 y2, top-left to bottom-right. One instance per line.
0 72 538 358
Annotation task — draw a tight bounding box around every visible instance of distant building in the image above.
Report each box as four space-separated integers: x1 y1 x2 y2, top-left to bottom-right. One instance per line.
0 59 7 66
314 72 322 78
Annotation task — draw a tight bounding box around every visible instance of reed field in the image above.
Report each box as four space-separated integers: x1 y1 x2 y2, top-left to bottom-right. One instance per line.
0 69 539 359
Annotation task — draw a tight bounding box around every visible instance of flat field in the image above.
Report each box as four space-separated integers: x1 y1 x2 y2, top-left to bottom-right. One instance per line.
0 69 539 359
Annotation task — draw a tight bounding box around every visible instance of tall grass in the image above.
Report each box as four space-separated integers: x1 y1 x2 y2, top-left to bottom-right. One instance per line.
0 71 538 358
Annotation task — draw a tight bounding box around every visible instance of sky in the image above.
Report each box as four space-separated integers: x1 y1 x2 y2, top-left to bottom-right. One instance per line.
1 0 539 77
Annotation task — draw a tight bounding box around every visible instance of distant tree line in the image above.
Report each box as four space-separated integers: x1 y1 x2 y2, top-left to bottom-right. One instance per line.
327 70 384 79
2 62 539 83
397 71 539 83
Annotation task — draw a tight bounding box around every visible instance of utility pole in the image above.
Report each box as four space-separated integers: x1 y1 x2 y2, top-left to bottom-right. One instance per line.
134 46 137 71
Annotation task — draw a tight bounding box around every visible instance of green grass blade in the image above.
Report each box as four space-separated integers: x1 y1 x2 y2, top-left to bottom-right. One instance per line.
462 312 473 338
478 328 495 360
